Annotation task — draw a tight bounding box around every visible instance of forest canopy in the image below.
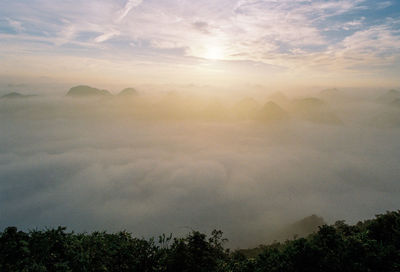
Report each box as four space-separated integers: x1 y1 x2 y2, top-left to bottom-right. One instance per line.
1 210 400 271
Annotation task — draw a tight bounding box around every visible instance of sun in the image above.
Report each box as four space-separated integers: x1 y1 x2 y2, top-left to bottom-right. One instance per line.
204 46 224 60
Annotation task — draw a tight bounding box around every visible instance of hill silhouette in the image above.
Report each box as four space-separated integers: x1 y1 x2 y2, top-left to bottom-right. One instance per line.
318 88 342 101
66 85 111 97
291 97 325 109
233 97 260 119
267 91 289 106
391 98 400 108
1 92 36 99
290 97 342 125
257 101 289 122
274 214 325 241
377 89 400 104
118 88 138 96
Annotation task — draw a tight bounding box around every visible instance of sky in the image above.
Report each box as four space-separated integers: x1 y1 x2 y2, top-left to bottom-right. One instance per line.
0 0 400 90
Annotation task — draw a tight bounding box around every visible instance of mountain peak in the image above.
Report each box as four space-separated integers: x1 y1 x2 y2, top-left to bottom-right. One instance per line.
66 85 111 97
118 88 138 96
257 101 289 122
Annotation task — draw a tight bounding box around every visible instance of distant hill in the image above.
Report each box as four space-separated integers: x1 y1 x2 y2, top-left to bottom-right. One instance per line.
235 97 260 111
267 91 289 106
317 88 350 103
290 97 342 125
291 97 325 110
370 101 400 127
118 88 138 96
233 97 260 119
202 100 227 119
274 214 326 241
1 92 36 99
257 101 289 122
319 88 340 99
238 214 326 258
66 85 111 97
391 98 400 108
377 89 400 104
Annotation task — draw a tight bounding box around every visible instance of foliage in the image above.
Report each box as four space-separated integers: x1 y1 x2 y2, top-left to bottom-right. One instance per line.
1 211 400 271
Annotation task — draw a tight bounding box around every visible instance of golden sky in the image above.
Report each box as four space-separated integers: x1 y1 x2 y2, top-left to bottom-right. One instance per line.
1 0 399 89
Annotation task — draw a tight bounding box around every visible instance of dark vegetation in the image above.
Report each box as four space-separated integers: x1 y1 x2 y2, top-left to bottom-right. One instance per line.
1 211 400 271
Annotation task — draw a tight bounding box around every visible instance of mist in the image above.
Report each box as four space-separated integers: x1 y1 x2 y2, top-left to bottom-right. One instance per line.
1 88 400 247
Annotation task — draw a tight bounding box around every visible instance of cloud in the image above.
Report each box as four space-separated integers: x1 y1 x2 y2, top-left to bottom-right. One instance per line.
192 21 211 34
377 1 392 9
0 0 399 86
116 0 143 23
1 95 400 247
325 17 365 31
6 18 25 32
94 30 120 43
335 23 400 68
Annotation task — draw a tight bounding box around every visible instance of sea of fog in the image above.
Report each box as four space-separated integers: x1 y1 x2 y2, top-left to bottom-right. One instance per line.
0 91 400 247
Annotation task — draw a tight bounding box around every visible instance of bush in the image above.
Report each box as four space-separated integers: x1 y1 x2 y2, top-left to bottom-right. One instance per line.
1 211 400 271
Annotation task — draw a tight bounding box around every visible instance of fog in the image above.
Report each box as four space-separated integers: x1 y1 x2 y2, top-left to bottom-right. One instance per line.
1 88 400 247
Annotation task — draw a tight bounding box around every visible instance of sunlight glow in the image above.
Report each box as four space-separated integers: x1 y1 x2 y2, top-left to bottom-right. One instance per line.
204 46 224 60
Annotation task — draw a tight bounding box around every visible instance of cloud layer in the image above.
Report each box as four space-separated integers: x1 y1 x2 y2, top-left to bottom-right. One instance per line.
1 93 400 247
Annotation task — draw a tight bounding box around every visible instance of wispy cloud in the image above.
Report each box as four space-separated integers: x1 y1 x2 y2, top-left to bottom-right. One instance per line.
6 18 25 32
94 30 120 43
116 0 143 23
91 0 143 43
377 1 392 9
